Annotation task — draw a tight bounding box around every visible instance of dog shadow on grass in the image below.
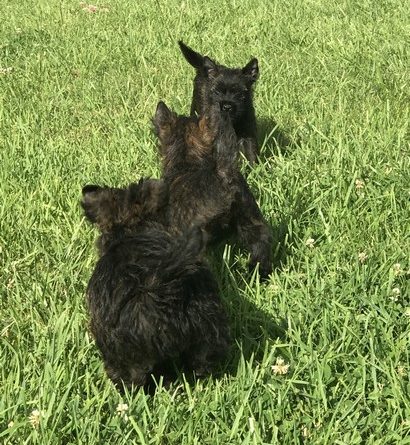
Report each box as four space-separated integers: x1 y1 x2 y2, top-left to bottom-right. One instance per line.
223 281 287 374
257 116 299 159
188 195 311 384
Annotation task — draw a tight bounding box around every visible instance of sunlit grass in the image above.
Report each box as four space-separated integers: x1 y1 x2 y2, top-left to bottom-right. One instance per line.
1 0 409 443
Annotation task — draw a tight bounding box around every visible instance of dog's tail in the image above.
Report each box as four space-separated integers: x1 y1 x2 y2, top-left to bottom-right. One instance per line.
178 40 204 69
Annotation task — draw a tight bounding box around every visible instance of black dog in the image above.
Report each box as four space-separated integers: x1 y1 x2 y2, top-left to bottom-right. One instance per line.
153 101 273 279
178 40 260 163
81 179 230 390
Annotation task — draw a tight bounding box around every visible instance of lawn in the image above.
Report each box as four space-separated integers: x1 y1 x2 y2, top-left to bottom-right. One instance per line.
0 0 409 443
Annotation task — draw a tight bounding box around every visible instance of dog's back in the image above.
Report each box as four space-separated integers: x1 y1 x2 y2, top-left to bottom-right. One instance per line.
87 225 229 389
82 180 230 389
153 101 273 279
153 101 242 242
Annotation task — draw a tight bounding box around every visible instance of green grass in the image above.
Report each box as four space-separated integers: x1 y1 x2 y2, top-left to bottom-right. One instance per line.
1 0 409 443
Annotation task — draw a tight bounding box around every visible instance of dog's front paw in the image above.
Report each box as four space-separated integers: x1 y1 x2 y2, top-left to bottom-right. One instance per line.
248 259 272 281
238 137 258 164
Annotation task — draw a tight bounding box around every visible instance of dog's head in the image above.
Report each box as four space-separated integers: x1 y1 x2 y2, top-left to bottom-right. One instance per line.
153 101 221 166
178 41 259 121
81 179 168 237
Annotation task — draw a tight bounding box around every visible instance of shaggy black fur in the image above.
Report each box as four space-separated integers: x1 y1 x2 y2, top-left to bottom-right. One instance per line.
81 179 230 390
178 40 260 163
153 101 273 279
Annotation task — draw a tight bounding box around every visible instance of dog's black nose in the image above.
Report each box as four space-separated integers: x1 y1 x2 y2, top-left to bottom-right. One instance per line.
221 102 232 112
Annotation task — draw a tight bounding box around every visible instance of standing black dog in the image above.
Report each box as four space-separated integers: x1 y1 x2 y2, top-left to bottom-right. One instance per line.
81 179 230 390
153 101 273 279
178 41 260 163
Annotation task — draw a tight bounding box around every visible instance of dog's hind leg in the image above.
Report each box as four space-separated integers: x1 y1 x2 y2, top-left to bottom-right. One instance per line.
104 361 151 392
182 298 231 377
183 338 230 377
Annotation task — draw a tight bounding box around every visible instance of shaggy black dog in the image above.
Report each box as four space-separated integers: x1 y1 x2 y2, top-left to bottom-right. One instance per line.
178 40 260 163
81 179 230 390
153 101 273 279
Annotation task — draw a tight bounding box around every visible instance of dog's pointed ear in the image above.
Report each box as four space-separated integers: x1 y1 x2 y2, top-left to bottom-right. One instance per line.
242 58 259 82
178 41 218 78
203 56 217 78
153 101 175 137
153 101 177 142
154 101 172 125
81 185 104 224
178 40 205 69
129 179 169 215
126 181 143 204
81 185 123 232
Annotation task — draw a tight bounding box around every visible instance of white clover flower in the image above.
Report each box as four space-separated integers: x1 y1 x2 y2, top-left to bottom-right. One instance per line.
358 252 368 263
116 403 128 419
355 178 365 190
302 425 311 438
28 409 44 428
271 357 290 375
393 263 403 276
305 238 315 249
390 287 401 302
269 284 280 294
0 67 13 75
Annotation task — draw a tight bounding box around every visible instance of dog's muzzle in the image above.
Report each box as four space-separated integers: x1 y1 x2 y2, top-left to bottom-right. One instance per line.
220 102 234 112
